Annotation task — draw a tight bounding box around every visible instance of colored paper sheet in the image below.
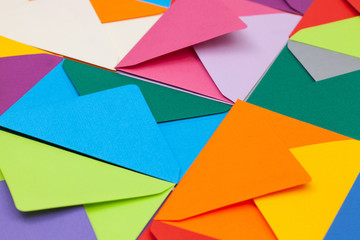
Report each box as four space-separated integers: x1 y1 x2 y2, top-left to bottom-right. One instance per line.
117 48 231 103
0 36 47 57
0 0 118 69
0 171 3 181
325 174 360 240
153 100 347 239
222 0 284 16
249 0 301 14
247 46 360 139
346 0 360 13
156 100 311 221
0 130 174 211
255 140 360 240
158 113 226 178
89 0 166 23
291 16 360 59
0 181 97 240
62 59 231 122
139 0 171 8
194 13 301 102
0 54 63 115
0 131 174 239
290 0 358 37
288 40 360 81
0 64 180 183
285 0 314 14
117 0 247 67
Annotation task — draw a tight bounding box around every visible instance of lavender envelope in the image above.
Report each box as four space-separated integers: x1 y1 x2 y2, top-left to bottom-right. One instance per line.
0 181 97 240
193 1 301 102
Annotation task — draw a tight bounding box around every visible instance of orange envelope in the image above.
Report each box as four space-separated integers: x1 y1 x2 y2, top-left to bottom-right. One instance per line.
146 100 349 239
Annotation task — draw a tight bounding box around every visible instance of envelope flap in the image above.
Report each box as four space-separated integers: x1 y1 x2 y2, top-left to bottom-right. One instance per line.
155 100 311 221
346 0 360 13
117 0 246 67
284 0 313 14
62 59 232 123
150 220 217 240
290 0 357 37
222 0 283 16
0 36 47 57
0 131 174 212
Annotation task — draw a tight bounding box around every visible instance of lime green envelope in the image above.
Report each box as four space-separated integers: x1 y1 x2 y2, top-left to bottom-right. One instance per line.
0 131 174 239
247 46 360 139
62 59 231 123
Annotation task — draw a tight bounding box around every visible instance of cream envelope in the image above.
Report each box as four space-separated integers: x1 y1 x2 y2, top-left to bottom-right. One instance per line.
0 0 161 69
0 130 174 240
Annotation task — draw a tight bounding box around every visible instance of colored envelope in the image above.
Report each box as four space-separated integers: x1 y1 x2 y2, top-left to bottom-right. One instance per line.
139 0 172 8
0 75 179 183
287 0 360 81
249 0 314 15
0 36 47 57
247 46 360 140
0 181 97 240
116 0 246 102
325 174 360 240
193 0 301 102
0 130 174 239
89 0 167 23
0 54 62 115
346 0 360 13
148 100 349 239
255 140 360 240
62 59 231 123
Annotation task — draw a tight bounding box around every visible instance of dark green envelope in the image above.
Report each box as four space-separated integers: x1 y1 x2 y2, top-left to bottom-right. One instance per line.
248 46 360 139
62 59 231 123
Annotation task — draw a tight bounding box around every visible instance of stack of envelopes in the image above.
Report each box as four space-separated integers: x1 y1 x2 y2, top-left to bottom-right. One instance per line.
1 0 360 239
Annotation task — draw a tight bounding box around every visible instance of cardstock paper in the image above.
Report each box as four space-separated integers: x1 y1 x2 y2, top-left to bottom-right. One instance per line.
139 0 171 8
325 174 360 240
0 65 179 183
194 13 301 102
0 54 62 115
0 181 97 240
0 36 47 58
288 40 360 81
89 0 166 23
117 0 246 67
222 0 284 16
255 140 360 240
346 0 360 13
291 16 360 59
247 46 360 139
249 0 301 14
0 131 174 239
63 59 231 122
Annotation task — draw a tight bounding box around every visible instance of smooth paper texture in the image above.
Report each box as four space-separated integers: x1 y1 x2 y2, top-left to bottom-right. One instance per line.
0 0 118 69
0 36 47 57
117 48 231 103
325 174 360 240
139 0 171 8
290 0 358 37
0 181 97 240
346 0 360 13
194 13 301 102
248 46 360 139
0 65 180 183
255 140 360 240
63 59 231 122
0 131 174 212
285 0 314 14
249 0 301 14
117 0 247 67
288 40 360 81
0 54 62 115
223 0 284 16
291 16 360 59
89 0 166 23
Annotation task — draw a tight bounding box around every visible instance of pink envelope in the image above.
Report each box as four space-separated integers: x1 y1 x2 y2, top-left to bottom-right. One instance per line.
116 0 246 103
193 0 301 102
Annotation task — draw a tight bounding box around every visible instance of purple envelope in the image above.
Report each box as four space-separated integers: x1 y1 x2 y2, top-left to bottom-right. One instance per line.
0 181 97 240
249 0 314 15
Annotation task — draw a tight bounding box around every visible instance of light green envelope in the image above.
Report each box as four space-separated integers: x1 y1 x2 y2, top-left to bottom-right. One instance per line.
0 130 174 239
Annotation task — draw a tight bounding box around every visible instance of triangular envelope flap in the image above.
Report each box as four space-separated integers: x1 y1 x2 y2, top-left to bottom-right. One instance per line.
0 36 47 57
62 59 232 123
0 131 174 212
155 100 311 221
285 0 314 15
150 220 217 240
288 40 360 81
291 17 360 59
0 84 180 183
0 54 63 115
248 0 301 15
117 0 246 67
346 0 360 13
290 0 358 37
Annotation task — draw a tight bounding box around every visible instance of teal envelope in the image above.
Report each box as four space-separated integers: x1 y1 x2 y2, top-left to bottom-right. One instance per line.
248 45 360 139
